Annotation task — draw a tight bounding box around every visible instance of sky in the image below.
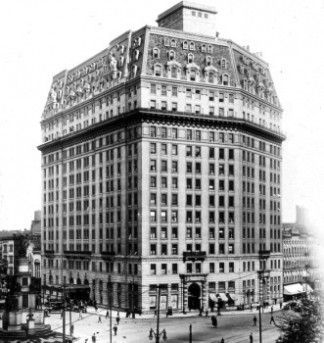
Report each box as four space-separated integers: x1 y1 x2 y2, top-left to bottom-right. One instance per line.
0 0 323 238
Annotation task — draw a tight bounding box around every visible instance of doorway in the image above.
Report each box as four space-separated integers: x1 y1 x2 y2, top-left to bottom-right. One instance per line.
188 283 201 310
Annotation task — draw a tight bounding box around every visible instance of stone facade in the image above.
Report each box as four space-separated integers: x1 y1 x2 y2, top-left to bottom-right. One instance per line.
39 2 284 313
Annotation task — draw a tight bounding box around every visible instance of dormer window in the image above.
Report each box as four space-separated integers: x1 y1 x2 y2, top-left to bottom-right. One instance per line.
221 58 227 69
169 50 175 61
188 53 194 63
134 49 140 61
206 56 212 66
183 41 188 50
154 64 162 77
189 42 195 51
190 70 196 81
171 39 176 48
153 48 160 59
171 66 178 78
201 45 206 52
222 74 229 86
132 65 138 77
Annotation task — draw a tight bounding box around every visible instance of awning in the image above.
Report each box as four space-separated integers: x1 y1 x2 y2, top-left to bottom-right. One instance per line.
209 294 218 302
216 293 228 302
227 293 237 301
302 283 313 293
283 283 304 295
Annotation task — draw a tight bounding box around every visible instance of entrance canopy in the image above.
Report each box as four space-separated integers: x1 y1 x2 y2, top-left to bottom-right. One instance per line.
283 283 304 295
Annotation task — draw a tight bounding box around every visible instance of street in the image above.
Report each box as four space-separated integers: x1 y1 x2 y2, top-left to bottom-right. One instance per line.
46 308 281 343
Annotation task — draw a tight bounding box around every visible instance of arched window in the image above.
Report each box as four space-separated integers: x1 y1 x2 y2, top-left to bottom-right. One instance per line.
153 48 160 59
188 53 194 63
206 56 212 66
171 39 177 48
169 50 175 61
207 45 213 53
183 41 188 49
189 42 195 51
154 64 162 77
222 74 229 86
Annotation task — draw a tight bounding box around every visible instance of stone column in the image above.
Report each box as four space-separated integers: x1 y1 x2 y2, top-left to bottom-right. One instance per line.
201 281 206 311
183 281 188 313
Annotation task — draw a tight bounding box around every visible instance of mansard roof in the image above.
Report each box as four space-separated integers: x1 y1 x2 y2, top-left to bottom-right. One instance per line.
42 23 280 120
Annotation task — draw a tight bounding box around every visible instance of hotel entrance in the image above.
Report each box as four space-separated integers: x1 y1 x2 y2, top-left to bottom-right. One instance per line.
188 283 201 310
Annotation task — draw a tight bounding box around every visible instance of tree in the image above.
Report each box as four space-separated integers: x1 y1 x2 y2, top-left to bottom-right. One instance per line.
276 297 323 343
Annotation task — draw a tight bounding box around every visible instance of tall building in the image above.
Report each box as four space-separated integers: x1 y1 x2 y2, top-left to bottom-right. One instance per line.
39 2 284 313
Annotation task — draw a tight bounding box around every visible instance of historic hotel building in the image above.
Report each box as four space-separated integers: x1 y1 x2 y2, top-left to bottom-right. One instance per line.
39 2 284 312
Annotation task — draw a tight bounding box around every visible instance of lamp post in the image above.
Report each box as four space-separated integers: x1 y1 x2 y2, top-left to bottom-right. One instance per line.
149 286 167 343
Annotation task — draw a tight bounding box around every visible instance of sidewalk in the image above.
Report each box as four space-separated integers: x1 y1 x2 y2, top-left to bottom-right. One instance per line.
85 302 283 320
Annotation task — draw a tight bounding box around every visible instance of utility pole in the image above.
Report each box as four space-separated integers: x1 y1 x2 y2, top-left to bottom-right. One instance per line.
69 301 72 336
258 303 262 343
189 324 192 343
156 286 161 343
62 284 66 343
108 277 112 343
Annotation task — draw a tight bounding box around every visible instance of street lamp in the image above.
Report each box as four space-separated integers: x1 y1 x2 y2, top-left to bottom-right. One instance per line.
148 286 167 343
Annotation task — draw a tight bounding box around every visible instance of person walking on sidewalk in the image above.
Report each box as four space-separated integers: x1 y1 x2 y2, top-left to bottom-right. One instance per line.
113 325 118 336
98 315 102 323
220 338 225 343
116 315 120 325
253 315 257 326
249 332 253 343
105 310 109 319
270 315 275 325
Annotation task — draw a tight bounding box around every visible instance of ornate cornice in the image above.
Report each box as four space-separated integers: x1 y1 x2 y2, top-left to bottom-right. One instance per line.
38 108 285 153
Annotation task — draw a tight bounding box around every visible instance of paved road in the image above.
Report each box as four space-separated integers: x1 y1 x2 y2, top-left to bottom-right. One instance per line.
47 309 281 343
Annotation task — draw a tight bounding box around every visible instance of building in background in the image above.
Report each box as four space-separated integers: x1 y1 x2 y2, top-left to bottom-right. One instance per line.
282 206 319 300
30 210 41 235
38 1 285 313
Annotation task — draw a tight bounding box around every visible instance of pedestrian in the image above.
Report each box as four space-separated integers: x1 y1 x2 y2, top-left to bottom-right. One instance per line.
116 315 120 325
91 333 96 343
113 325 118 336
211 315 217 327
105 310 109 318
221 338 225 343
270 315 275 325
71 324 74 336
249 332 253 343
279 302 282 310
98 315 102 323
271 306 274 314
253 315 257 326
